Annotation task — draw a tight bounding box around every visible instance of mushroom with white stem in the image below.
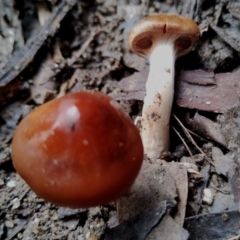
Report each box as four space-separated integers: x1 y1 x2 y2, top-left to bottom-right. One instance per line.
128 14 200 159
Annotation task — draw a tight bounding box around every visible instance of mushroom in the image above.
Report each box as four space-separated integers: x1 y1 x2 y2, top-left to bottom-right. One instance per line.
128 14 200 159
11 91 143 208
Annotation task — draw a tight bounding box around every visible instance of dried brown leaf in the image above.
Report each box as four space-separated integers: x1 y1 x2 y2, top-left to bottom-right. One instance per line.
147 214 189 240
212 147 236 178
117 160 178 224
184 112 227 147
177 70 215 85
167 162 188 226
117 159 188 230
117 70 240 114
105 201 167 240
176 72 240 113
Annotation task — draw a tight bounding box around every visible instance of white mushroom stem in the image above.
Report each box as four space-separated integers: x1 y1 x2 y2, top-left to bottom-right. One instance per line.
141 42 175 159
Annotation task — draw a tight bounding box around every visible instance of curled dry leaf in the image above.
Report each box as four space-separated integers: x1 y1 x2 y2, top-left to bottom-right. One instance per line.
184 112 227 147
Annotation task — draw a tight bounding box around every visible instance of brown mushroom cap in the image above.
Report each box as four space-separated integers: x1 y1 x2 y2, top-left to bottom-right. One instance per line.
129 14 200 58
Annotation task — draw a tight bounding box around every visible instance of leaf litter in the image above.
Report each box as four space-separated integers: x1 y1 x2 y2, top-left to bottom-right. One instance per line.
1 0 240 239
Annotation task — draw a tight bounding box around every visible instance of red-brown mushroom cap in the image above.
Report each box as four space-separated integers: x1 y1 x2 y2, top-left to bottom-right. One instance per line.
11 91 143 208
128 14 200 58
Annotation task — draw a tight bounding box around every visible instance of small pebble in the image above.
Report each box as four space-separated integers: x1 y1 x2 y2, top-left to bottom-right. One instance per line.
153 2 161 9
17 232 23 239
11 198 20 209
203 188 214 205
6 180 16 188
85 232 90 238
5 220 14 228
222 213 229 221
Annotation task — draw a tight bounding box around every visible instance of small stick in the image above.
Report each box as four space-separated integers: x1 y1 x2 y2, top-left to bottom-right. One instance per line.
172 126 194 159
173 114 214 165
68 29 102 66
186 128 209 143
228 235 240 240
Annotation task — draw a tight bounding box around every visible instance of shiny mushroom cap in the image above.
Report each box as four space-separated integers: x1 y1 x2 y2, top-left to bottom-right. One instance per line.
11 91 143 208
128 14 200 58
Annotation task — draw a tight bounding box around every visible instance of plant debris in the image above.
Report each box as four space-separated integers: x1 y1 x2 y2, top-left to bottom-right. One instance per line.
104 201 167 240
1 0 240 239
185 211 240 240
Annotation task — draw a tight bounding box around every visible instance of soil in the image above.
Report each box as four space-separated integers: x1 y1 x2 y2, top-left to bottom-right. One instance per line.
1 0 240 239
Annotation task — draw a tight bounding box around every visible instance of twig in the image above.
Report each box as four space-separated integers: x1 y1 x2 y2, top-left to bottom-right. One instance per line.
186 128 209 143
173 114 203 154
228 235 240 240
211 184 230 195
67 29 102 66
173 114 214 165
0 0 79 86
172 126 194 159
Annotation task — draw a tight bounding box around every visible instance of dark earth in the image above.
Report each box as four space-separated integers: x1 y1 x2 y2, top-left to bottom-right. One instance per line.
1 0 240 239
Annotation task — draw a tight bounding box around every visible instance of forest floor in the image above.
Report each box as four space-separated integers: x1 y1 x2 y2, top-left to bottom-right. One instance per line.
1 0 240 239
